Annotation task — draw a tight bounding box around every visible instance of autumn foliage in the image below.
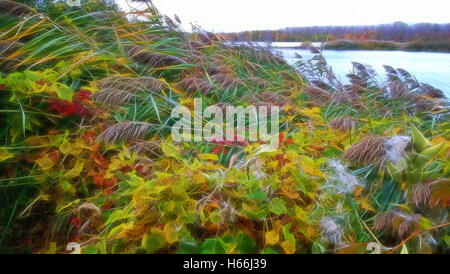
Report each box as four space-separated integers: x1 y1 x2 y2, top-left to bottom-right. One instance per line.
0 1 448 254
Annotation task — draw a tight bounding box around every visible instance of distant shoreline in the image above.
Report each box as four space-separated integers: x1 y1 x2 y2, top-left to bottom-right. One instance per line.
229 40 450 53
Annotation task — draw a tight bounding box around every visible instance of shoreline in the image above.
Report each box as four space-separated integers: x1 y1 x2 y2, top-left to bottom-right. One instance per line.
231 40 450 53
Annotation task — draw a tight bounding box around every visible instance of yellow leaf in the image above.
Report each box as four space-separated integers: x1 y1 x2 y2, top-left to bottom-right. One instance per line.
65 159 84 179
267 160 278 169
162 141 181 160
353 185 364 197
356 197 376 212
281 240 295 254
0 149 14 162
59 139 86 155
155 172 173 180
294 206 307 220
431 136 447 145
24 136 50 146
299 155 323 177
180 98 194 109
192 171 206 183
265 230 279 245
44 242 57 254
199 154 218 161
163 221 179 244
35 154 55 170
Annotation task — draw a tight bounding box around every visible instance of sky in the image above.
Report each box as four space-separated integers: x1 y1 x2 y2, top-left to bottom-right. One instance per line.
116 0 450 32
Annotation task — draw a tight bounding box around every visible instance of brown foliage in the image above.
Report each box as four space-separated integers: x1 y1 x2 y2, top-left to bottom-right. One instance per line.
93 76 164 105
0 0 35 16
329 116 356 132
97 122 150 143
304 86 331 106
125 45 187 68
176 77 213 95
342 135 385 165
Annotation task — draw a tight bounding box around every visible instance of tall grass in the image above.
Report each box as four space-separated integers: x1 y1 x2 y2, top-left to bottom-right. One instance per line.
0 1 449 254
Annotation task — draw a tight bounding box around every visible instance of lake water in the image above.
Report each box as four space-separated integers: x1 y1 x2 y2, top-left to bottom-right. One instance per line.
275 47 450 96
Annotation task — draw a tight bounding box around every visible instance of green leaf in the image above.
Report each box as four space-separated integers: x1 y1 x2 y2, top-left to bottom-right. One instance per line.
82 245 98 254
142 232 164 253
323 146 342 158
268 198 287 215
105 209 130 225
176 239 200 254
200 238 225 254
312 242 326 254
261 247 277 254
55 84 74 102
236 233 256 254
243 208 268 219
246 189 267 201
400 244 408 254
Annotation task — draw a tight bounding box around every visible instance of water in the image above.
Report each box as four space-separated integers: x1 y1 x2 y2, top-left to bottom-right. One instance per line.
275 46 450 96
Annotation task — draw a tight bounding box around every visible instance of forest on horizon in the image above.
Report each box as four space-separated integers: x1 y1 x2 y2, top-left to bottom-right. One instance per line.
222 22 450 42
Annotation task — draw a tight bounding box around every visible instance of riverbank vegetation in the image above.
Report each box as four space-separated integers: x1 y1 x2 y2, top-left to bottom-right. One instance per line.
0 0 449 254
222 22 450 52
323 40 402 51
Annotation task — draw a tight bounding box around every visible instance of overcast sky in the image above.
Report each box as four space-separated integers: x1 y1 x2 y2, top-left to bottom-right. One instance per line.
117 0 450 32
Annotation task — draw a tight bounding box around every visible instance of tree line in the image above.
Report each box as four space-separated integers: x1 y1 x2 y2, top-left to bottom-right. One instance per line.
221 22 450 43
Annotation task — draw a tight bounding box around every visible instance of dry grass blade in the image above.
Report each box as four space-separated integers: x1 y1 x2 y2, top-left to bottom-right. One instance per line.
183 40 205 51
125 45 187 68
405 183 431 207
0 41 22 70
423 87 445 99
383 65 400 81
329 116 356 132
374 212 394 231
92 88 136 106
244 92 291 107
137 34 161 42
243 92 291 112
0 41 23 55
97 122 150 143
247 77 269 89
196 32 219 46
346 74 367 87
397 68 414 81
385 80 410 98
304 86 331 106
93 76 164 105
258 92 291 106
207 62 233 75
211 73 240 89
342 135 386 165
0 0 35 16
98 76 164 91
343 84 365 94
331 91 361 106
176 76 213 95
311 80 331 91
129 140 162 158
